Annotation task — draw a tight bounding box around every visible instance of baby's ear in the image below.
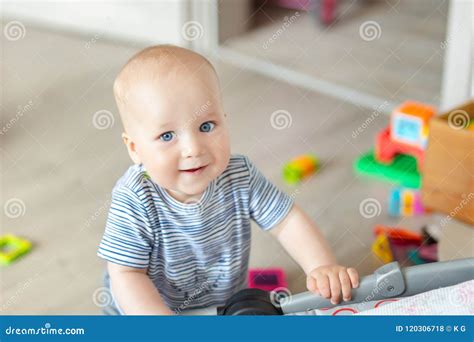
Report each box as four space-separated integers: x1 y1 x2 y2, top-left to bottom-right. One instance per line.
122 132 141 164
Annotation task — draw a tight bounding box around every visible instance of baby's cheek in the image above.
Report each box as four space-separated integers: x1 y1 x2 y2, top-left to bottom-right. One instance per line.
148 161 177 185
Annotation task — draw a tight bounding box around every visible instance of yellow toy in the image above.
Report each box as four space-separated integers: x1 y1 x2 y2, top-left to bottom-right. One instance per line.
371 234 394 264
0 234 32 265
283 154 319 185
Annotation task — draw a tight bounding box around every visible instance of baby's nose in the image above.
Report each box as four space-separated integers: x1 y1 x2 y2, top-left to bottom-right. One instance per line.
181 135 204 158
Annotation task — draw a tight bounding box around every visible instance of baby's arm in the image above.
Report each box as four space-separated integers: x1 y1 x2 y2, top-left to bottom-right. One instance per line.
270 204 359 304
107 262 175 315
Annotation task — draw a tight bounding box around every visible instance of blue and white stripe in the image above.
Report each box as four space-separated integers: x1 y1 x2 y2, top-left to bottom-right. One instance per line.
97 154 293 312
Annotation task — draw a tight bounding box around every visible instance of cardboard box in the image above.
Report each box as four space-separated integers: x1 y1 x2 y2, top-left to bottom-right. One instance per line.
421 99 474 226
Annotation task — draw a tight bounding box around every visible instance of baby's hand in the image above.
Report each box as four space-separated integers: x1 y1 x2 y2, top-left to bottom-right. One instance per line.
306 265 359 305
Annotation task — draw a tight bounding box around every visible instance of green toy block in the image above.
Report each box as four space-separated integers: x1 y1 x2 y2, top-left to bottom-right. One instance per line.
354 150 421 189
0 234 32 266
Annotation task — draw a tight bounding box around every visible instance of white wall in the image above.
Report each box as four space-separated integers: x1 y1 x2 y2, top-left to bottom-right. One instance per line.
1 0 190 46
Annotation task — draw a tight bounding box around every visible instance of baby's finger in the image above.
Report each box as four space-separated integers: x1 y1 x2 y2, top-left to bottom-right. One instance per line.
315 273 330 299
306 276 318 294
347 267 359 288
328 272 341 304
339 269 352 301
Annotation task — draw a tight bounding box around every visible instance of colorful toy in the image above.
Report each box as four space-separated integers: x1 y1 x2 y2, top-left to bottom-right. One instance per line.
354 150 421 188
375 101 436 171
248 268 287 292
0 234 32 265
418 244 438 262
283 154 318 185
371 234 394 264
374 225 423 244
407 244 438 264
407 250 427 265
388 187 425 217
372 225 423 265
372 225 438 265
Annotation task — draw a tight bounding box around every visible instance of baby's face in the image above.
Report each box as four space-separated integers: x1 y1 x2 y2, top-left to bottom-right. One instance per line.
126 67 230 202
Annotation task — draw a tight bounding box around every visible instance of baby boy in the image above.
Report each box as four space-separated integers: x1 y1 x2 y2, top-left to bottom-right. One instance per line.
97 45 359 315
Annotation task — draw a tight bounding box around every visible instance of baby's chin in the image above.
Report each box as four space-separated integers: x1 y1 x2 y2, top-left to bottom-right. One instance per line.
177 175 214 196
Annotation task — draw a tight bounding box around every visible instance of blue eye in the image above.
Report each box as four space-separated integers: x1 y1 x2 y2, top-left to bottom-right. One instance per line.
200 121 215 133
159 131 175 142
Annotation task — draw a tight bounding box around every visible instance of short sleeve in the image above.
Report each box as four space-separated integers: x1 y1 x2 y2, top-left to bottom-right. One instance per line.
245 157 294 230
97 186 154 268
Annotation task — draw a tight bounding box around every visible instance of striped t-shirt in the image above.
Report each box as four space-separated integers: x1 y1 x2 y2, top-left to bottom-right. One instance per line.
97 154 294 312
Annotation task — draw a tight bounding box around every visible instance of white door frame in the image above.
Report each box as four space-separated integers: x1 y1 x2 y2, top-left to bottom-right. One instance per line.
188 0 219 52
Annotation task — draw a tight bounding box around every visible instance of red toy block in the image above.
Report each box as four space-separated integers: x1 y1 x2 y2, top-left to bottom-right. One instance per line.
374 101 436 172
375 126 425 171
374 225 423 244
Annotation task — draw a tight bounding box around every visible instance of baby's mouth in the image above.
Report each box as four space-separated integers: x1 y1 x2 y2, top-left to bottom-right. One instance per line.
180 165 207 174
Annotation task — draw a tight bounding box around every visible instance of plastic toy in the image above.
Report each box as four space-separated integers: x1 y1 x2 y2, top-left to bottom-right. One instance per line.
407 245 438 265
371 234 394 264
283 154 318 185
375 101 435 171
0 234 32 265
407 250 426 265
248 268 287 292
388 187 425 216
374 225 423 244
372 226 424 265
354 151 421 188
418 244 438 262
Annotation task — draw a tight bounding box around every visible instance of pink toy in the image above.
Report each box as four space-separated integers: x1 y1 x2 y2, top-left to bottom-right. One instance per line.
248 268 287 291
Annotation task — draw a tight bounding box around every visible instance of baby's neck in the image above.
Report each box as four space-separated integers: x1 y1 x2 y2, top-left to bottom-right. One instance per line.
165 188 205 204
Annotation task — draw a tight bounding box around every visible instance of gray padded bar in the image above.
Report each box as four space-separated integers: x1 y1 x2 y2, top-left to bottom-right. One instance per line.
281 258 474 314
